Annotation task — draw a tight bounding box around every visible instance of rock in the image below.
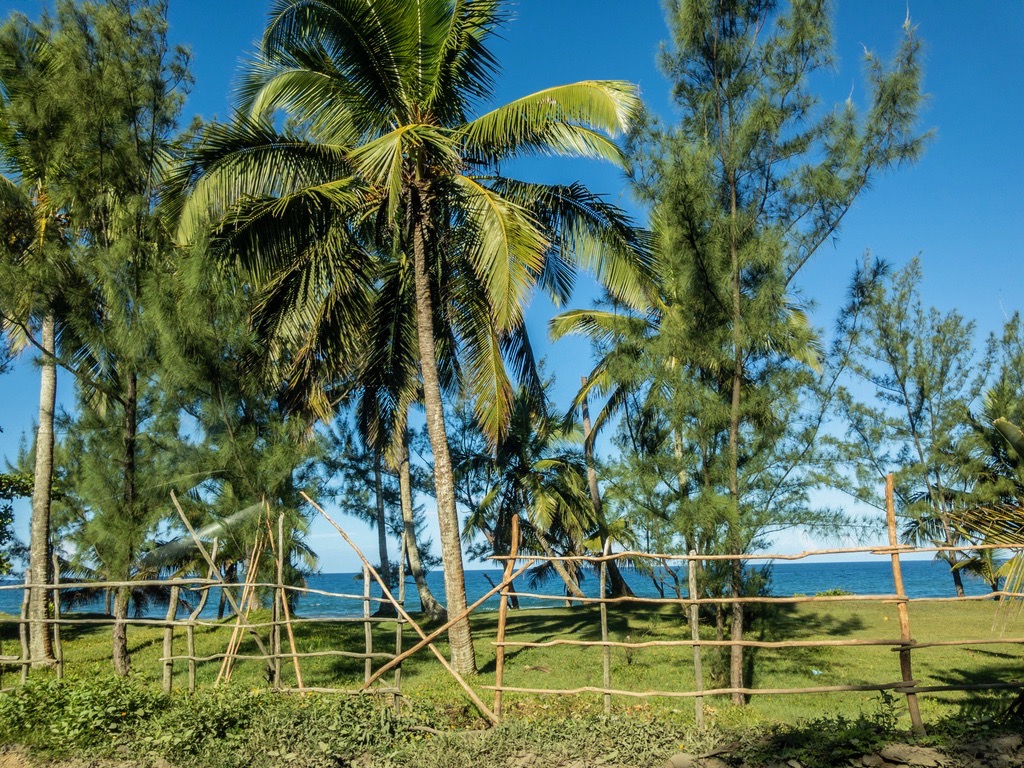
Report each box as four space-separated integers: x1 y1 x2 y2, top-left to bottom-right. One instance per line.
878 744 944 767
989 734 1024 753
663 754 698 768
861 755 886 767
699 759 730 768
786 760 804 768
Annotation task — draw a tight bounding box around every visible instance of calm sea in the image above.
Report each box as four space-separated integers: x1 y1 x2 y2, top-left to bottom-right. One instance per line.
0 559 996 619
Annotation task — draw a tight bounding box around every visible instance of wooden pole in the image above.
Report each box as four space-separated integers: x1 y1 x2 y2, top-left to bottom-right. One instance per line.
600 536 612 715
18 584 29 684
393 529 407 711
494 515 519 718
171 492 272 662
363 563 373 685
271 512 283 689
887 474 925 735
188 538 218 694
162 585 179 694
303 494 500 726
51 554 63 680
276 514 304 690
688 550 704 730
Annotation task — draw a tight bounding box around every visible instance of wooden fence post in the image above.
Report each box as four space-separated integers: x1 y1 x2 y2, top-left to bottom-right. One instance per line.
52 554 63 680
363 563 373 686
162 586 179 694
18 584 29 684
273 514 284 689
393 530 407 711
599 537 612 715
494 515 519 718
886 474 925 735
688 550 704 730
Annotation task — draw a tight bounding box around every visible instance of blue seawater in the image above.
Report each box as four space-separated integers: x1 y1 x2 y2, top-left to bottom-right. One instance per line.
0 558 995 620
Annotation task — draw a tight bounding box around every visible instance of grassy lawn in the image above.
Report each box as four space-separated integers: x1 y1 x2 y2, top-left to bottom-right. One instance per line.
2 598 1021 730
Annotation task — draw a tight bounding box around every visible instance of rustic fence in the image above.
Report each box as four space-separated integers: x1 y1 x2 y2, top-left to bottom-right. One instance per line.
1 478 1023 734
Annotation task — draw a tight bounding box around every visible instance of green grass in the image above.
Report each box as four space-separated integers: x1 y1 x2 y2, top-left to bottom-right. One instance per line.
2 598 1022 730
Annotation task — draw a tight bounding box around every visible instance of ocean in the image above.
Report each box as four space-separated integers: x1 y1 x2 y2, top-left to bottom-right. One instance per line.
0 558 997 619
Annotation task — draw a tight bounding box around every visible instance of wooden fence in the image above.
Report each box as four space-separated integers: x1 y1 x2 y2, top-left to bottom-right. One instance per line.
2 479 1024 734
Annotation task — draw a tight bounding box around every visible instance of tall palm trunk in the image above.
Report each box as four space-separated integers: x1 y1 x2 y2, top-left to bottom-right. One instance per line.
399 438 445 621
373 450 392 582
28 313 56 665
410 186 476 675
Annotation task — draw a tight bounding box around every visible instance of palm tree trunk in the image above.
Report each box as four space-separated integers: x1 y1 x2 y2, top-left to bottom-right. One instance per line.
112 586 131 676
535 528 585 599
373 451 392 583
28 313 56 666
410 197 476 675
399 437 446 621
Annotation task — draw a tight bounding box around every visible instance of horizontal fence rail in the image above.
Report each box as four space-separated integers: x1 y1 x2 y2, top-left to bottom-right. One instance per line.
2 479 1023 736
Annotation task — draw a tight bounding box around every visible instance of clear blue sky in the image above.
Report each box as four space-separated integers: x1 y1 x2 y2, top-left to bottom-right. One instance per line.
1 1 1021 570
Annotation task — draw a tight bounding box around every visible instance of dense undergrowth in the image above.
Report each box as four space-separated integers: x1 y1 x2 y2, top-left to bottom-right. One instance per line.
0 676 1020 768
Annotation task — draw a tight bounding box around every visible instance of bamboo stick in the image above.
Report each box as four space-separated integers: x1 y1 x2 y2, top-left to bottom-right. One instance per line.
688 550 703 729
268 514 282 689
18 584 28 684
483 680 918 698
171 492 272 664
364 556 537 689
494 516 519 718
218 534 265 685
188 538 218 694
599 537 612 715
303 493 500 727
51 553 63 680
393 529 407 711
216 535 259 685
276 514 304 690
496 638 907 650
887 474 925 735
162 585 179 694
486 541 1024 563
363 563 373 685
496 591 901 605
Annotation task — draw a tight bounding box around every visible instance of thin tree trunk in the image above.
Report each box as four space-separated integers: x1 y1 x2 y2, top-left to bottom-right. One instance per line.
728 173 745 706
373 451 392 583
112 586 131 676
951 563 965 598
399 436 446 622
28 313 56 666
410 192 475 675
580 379 632 597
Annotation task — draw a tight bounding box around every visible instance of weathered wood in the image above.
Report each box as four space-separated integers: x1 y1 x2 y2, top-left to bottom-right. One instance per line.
52 554 63 680
363 563 373 685
363 556 536 689
493 516 519 718
393 530 407 711
18 585 29 684
162 585 179 694
304 494 500 727
688 550 703 730
887 474 925 736
599 537 611 715
483 680 919 698
276 514 304 690
495 638 907 650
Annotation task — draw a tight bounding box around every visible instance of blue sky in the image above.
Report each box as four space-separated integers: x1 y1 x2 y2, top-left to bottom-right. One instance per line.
1 1 1022 571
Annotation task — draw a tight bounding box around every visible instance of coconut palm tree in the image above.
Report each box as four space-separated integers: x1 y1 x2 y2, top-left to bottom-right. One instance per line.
172 0 650 674
0 13 76 666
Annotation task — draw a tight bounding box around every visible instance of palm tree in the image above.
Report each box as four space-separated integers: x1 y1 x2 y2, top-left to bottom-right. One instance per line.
461 384 595 602
173 0 650 675
0 13 76 666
